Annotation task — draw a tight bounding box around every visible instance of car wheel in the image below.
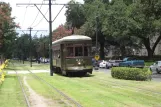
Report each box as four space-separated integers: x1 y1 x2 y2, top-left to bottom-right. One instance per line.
156 69 160 74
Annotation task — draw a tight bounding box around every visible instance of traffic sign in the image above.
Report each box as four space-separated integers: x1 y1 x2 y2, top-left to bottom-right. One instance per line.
95 55 100 60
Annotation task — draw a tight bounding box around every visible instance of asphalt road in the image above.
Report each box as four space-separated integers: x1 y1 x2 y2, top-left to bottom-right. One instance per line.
94 68 161 82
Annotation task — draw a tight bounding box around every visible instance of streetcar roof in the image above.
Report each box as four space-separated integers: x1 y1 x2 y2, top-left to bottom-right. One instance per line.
52 35 92 45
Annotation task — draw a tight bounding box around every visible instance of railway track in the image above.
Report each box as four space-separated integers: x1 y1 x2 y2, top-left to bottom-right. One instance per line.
14 70 31 107
25 69 82 107
10 61 31 107
9 61 161 106
10 60 82 107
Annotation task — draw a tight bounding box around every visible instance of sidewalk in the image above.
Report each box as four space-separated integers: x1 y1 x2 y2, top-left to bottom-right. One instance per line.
7 70 50 74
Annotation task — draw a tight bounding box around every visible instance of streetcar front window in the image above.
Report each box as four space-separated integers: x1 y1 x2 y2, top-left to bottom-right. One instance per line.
75 46 83 56
84 46 88 56
67 47 74 57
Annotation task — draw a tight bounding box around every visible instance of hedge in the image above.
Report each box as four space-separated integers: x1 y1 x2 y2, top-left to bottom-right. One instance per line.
111 67 152 81
0 60 8 85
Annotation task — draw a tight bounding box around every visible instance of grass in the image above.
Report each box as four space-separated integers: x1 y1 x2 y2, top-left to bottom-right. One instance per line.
6 60 49 71
25 72 161 107
145 61 154 66
4 60 161 107
0 75 27 107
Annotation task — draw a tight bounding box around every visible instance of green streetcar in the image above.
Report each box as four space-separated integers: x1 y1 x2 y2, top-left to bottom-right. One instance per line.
52 35 93 75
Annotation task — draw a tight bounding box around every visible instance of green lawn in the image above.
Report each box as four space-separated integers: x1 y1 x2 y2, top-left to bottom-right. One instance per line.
6 60 49 71
26 72 161 107
0 75 27 107
3 60 161 107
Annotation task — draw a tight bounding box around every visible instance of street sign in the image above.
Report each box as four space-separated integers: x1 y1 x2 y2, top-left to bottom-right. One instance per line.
95 55 100 60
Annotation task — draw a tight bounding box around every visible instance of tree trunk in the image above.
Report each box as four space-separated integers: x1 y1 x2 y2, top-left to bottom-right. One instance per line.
143 38 154 60
147 49 154 59
99 41 104 60
120 46 126 57
99 32 105 60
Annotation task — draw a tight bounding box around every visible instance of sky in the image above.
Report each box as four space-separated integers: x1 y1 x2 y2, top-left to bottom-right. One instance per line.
1 0 84 36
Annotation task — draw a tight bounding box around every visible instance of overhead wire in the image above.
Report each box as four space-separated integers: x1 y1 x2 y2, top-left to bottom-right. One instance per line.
29 0 44 27
32 0 56 28
22 0 32 27
32 8 49 28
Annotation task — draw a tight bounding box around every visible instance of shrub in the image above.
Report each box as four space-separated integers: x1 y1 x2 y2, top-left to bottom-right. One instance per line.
111 67 152 81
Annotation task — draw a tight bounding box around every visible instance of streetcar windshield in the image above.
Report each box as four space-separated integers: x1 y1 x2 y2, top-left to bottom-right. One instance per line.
66 45 91 57
75 46 83 56
84 46 88 56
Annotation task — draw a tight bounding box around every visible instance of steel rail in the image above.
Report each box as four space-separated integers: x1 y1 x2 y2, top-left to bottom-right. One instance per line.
27 69 82 107
15 70 31 107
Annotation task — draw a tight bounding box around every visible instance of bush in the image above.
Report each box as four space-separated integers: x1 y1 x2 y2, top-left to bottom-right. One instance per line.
111 67 152 81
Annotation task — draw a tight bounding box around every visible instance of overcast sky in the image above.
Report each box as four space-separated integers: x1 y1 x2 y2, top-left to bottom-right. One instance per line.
1 0 84 36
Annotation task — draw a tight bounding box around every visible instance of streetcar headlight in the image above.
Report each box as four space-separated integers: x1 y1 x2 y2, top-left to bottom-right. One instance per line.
78 62 81 65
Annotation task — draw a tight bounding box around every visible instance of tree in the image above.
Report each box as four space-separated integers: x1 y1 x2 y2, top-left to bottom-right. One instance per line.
102 0 139 56
127 0 161 59
52 24 72 41
0 2 18 58
65 0 86 34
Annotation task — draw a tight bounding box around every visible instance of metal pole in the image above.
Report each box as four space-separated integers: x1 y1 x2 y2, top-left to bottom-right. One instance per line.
22 38 24 64
44 42 45 64
28 27 33 67
96 16 98 54
49 0 53 76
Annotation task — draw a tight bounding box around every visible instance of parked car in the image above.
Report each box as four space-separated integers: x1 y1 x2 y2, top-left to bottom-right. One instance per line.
106 61 112 69
150 61 161 73
119 57 144 68
99 60 107 68
109 60 122 67
92 58 101 67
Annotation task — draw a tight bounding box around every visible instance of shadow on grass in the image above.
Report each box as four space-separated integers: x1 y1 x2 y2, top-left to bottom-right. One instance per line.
54 72 95 78
5 75 16 78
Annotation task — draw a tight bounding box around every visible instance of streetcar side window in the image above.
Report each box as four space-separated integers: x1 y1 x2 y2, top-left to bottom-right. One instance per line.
75 46 83 56
84 46 91 56
67 47 74 57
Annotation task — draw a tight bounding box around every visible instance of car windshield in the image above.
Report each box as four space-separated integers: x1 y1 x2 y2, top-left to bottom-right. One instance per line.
158 61 161 65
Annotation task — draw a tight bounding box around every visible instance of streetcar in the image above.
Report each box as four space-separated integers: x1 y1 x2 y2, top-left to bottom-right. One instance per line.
52 35 93 76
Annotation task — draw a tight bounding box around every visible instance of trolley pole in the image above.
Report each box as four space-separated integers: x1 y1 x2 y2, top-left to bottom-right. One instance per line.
28 27 33 67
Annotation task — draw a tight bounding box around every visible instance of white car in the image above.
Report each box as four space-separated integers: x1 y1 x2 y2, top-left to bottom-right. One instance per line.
150 61 161 74
106 62 112 69
109 60 122 67
99 60 107 68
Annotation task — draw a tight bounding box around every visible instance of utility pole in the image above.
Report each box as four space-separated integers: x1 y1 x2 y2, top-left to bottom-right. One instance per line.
96 16 98 54
49 0 53 76
17 29 47 67
43 42 45 63
28 27 33 67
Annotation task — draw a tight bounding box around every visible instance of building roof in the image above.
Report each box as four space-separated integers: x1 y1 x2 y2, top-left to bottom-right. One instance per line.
52 35 92 45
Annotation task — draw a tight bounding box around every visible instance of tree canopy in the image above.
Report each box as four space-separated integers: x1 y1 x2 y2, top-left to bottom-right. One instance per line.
0 2 18 58
65 0 161 59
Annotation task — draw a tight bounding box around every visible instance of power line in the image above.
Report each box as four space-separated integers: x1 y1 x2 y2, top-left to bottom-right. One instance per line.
32 8 49 28
22 0 32 27
31 0 55 28
29 0 44 27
